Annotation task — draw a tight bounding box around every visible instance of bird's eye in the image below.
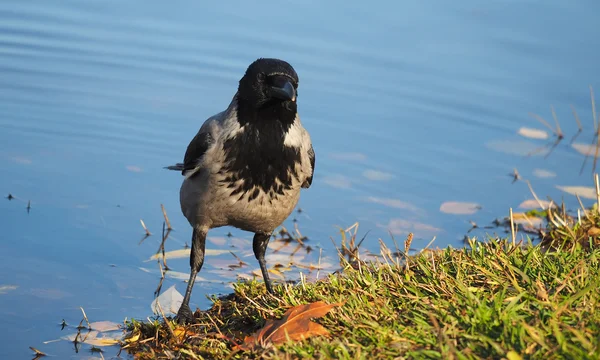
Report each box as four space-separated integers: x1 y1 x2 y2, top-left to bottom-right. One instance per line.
257 72 266 81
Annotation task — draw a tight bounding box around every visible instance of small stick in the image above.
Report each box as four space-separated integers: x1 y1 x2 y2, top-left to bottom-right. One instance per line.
157 222 170 270
529 113 558 135
525 180 546 210
576 194 591 222
155 300 177 341
591 85 598 131
140 219 151 236
419 236 437 254
229 251 248 266
570 104 583 131
595 173 600 211
316 247 323 281
509 208 516 246
550 105 564 138
570 105 583 144
154 256 165 297
29 346 47 357
161 204 172 230
79 307 92 330
593 128 600 174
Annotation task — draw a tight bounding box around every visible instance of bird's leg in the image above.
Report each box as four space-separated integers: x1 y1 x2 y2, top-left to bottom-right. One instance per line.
176 226 206 324
253 232 274 294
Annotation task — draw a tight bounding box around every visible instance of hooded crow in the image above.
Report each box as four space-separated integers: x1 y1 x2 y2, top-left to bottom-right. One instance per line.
165 58 315 323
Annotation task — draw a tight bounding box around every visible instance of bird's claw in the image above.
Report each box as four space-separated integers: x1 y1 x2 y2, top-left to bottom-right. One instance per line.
175 304 194 324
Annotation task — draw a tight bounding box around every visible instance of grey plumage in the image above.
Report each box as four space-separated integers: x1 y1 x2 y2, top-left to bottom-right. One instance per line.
165 58 314 323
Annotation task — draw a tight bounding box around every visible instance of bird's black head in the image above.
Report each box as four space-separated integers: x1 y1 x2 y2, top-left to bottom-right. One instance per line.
236 58 299 127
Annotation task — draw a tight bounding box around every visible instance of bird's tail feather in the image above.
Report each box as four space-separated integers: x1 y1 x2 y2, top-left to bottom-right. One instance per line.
164 163 184 171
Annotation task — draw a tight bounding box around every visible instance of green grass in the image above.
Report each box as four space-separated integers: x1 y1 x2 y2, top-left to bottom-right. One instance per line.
124 210 600 359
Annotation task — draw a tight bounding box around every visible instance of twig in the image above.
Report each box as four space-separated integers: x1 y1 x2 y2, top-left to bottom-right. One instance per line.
140 219 151 236
525 180 546 210
509 208 516 246
161 204 172 230
29 346 47 357
570 104 583 131
155 300 177 341
595 173 600 210
154 257 165 297
593 128 600 174
316 247 323 281
157 222 170 270
80 307 92 330
591 85 598 131
419 236 437 254
570 105 583 144
576 194 591 222
579 132 598 175
529 113 558 135
550 105 564 138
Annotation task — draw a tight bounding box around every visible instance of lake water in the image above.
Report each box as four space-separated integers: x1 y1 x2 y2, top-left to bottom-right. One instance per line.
1 0 599 358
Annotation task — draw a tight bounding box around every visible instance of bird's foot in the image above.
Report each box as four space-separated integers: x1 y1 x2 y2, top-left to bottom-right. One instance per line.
175 304 194 324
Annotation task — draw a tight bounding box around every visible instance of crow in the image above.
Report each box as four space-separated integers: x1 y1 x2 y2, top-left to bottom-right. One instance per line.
165 58 315 323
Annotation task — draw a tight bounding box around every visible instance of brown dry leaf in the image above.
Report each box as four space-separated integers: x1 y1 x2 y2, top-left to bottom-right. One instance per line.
238 301 344 350
173 326 190 341
588 227 600 237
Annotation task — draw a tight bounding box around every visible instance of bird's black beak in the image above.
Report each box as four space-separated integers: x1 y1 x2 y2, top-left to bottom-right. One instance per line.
270 78 296 101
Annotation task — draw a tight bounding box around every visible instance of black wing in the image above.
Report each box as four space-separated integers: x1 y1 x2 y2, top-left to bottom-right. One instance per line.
182 131 213 176
302 145 315 188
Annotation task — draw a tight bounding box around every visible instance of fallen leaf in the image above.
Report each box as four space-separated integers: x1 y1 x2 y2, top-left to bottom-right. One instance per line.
322 175 352 189
556 185 596 200
126 165 143 172
266 253 305 264
440 201 481 215
0 285 18 294
61 330 122 347
532 168 556 178
506 350 523 360
588 227 600 237
511 213 543 226
572 143 596 156
328 152 367 162
151 285 183 316
147 248 230 262
362 170 393 181
518 127 549 140
89 321 121 332
381 219 441 236
173 326 190 341
518 199 554 210
124 333 140 343
238 301 344 350
365 197 423 213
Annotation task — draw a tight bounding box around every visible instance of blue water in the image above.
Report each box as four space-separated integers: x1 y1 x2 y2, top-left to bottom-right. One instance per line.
1 0 599 358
